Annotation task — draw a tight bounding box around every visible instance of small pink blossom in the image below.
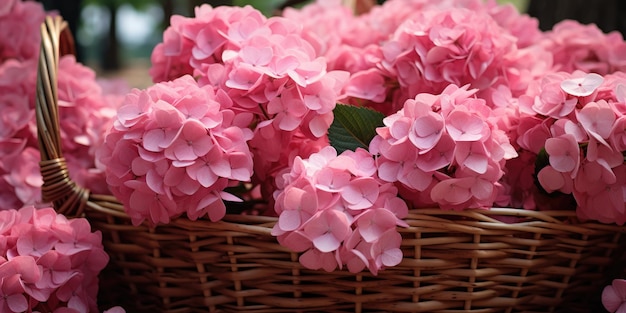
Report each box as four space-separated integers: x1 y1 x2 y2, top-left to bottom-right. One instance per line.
0 274 29 313
537 166 573 194
299 248 337 272
603 279 626 313
577 100 616 146
370 229 403 271
544 134 580 174
303 209 351 253
560 73 604 97
341 177 380 210
275 185 319 232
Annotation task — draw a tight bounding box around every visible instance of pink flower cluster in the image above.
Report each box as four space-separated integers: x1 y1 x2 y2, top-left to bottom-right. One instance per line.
380 7 517 98
0 206 109 313
0 0 126 211
150 4 348 138
98 75 254 225
514 71 626 224
370 84 516 210
248 128 330 206
603 279 626 313
284 0 547 117
148 4 349 200
272 146 408 275
149 5 267 83
0 0 44 64
540 20 626 75
104 0 626 276
283 0 626 226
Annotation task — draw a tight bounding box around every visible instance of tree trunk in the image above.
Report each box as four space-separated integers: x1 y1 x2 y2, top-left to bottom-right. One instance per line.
102 1 120 71
161 0 173 29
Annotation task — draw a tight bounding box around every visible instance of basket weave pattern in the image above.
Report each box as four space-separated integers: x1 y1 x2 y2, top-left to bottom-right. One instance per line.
36 16 626 313
87 208 626 313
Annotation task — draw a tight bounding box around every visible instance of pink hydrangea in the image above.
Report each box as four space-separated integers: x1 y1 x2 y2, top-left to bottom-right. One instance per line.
149 5 350 197
281 0 356 58
151 4 349 136
0 205 109 313
98 75 254 225
380 8 517 101
193 15 349 139
149 5 267 83
0 0 45 63
272 146 408 275
369 84 517 210
283 0 531 119
512 70 626 224
0 0 123 211
318 0 548 118
540 20 626 75
483 1 542 49
248 125 330 206
603 279 626 313
0 57 121 209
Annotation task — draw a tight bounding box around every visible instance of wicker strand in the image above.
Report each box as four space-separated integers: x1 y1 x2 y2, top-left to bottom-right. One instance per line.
36 16 90 218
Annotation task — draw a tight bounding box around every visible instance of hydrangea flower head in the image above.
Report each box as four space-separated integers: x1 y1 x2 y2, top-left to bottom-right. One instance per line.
512 70 626 224
0 0 44 63
99 75 254 225
149 4 349 197
0 206 109 313
370 84 517 210
272 146 408 275
540 20 626 75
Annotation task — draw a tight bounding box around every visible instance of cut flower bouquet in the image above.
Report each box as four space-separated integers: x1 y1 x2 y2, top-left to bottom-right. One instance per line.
97 0 626 276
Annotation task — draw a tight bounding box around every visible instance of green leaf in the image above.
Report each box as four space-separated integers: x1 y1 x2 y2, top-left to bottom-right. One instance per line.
329 104 385 154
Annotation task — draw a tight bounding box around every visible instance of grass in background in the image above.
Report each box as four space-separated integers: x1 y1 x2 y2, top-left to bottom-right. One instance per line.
496 0 529 12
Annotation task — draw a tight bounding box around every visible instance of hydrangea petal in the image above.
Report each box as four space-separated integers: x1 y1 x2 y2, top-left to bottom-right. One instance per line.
560 73 603 97
278 209 303 232
7 293 28 312
312 233 342 253
357 209 397 243
380 248 402 267
341 178 380 210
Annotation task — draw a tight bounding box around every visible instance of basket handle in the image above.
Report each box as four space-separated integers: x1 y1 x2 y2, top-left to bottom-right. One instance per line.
36 16 89 217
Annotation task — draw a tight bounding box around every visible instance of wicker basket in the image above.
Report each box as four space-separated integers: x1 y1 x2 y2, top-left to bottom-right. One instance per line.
36 16 626 313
